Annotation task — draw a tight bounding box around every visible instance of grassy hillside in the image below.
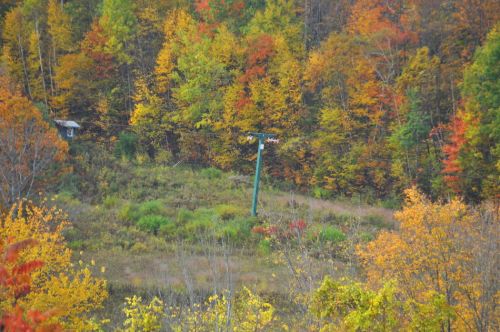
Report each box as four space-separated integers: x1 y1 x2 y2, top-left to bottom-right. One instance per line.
50 158 394 326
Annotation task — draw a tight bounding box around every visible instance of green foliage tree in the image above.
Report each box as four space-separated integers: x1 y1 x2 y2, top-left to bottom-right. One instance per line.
100 0 136 64
459 23 500 200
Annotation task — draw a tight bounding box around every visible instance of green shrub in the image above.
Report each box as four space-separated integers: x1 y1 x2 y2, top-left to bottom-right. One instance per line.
57 173 80 198
184 219 215 240
155 149 173 165
181 209 217 238
130 242 149 253
159 221 177 238
236 217 254 236
184 208 217 228
118 201 166 226
136 215 172 234
304 225 321 243
200 167 222 179
217 217 255 245
55 191 80 206
217 218 252 244
380 197 401 209
333 214 352 225
119 203 140 223
68 240 85 250
215 204 243 221
363 215 392 229
115 131 138 160
258 239 272 255
359 232 374 242
218 224 239 242
321 212 352 225
177 208 194 224
138 200 164 217
320 226 346 244
63 227 82 242
103 195 119 208
194 208 216 220
313 186 331 199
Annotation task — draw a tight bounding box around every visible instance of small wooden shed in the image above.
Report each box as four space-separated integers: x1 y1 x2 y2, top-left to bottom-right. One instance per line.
54 120 80 140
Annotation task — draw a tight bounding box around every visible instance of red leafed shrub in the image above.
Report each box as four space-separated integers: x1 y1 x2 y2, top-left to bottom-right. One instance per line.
2 306 62 332
0 239 44 300
0 239 62 331
289 220 307 232
251 226 266 235
252 225 278 236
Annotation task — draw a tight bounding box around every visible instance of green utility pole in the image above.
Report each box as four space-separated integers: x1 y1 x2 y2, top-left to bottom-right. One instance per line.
248 133 276 216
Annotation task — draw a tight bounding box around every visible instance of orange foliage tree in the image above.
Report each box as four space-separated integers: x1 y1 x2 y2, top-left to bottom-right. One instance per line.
358 188 499 331
305 32 392 195
441 111 471 194
0 75 68 209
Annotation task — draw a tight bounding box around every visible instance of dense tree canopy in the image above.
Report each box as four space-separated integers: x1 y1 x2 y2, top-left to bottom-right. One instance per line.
1 0 499 202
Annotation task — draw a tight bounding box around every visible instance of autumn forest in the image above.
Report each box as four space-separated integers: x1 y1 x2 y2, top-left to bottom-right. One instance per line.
0 0 498 330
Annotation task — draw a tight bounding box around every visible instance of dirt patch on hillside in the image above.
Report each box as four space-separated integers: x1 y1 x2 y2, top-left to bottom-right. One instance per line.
262 191 395 222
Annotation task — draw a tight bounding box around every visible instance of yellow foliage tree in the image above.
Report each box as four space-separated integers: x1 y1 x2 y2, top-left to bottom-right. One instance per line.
155 9 195 94
171 287 278 331
0 201 108 330
232 287 277 332
52 52 96 116
305 32 391 195
357 188 499 331
1 7 31 98
130 76 171 154
47 0 74 60
121 295 165 332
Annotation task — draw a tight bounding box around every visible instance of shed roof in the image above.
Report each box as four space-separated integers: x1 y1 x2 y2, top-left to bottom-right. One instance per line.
55 120 81 128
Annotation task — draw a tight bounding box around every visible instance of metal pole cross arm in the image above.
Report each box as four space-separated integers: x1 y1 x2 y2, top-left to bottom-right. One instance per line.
247 133 277 216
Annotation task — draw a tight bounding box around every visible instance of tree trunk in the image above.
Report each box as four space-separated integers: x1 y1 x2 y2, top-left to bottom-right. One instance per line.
35 19 50 111
17 34 33 99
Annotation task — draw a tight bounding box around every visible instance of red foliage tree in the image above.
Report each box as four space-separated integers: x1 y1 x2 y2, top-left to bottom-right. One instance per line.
235 34 275 111
442 112 469 194
81 20 116 80
194 0 246 35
